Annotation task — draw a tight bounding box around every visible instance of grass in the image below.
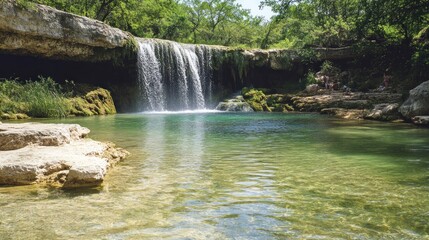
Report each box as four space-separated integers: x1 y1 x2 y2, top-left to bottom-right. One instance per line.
0 77 70 118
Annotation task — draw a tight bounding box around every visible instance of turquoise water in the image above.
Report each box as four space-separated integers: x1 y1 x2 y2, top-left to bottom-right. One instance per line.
1 113 428 239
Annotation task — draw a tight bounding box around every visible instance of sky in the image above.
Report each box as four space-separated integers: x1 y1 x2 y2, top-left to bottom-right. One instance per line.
235 0 275 19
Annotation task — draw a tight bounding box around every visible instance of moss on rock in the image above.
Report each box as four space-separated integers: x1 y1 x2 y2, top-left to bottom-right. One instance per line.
240 88 295 112
0 113 30 120
68 88 116 116
271 103 294 113
242 87 271 112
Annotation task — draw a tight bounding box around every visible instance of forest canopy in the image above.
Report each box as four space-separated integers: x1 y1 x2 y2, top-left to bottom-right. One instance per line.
22 0 429 49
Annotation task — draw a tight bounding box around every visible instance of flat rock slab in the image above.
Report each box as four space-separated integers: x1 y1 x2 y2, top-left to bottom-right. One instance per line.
292 92 402 112
0 123 90 150
0 123 129 187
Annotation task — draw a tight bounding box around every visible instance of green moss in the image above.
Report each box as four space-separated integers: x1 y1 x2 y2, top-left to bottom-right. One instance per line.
271 103 294 112
124 36 139 53
241 88 271 112
68 88 116 116
0 113 29 120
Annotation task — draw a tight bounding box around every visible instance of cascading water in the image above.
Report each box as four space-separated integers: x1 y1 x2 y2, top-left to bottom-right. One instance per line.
137 39 215 111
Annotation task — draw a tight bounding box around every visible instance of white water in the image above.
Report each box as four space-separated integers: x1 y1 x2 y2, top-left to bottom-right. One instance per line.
137 39 214 111
137 42 165 111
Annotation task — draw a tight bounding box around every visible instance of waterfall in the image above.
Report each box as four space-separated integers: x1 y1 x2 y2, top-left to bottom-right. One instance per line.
137 39 214 111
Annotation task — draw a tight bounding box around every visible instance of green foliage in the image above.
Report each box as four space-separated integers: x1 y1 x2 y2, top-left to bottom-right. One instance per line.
296 48 319 62
305 71 317 86
0 77 70 118
320 61 339 75
358 0 429 44
260 0 361 48
182 0 266 47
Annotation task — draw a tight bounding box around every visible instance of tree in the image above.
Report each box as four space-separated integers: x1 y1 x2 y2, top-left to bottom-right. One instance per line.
183 0 265 46
33 0 121 21
261 0 429 47
358 0 429 44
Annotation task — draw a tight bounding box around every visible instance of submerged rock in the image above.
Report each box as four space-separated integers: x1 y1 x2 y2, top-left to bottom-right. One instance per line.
321 108 368 120
0 123 129 187
399 81 429 119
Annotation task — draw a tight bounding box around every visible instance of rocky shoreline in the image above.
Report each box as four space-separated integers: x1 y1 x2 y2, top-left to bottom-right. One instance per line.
217 80 429 127
0 122 129 187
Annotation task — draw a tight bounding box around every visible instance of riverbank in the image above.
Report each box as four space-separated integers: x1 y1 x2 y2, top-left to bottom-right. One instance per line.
217 80 429 127
0 122 129 187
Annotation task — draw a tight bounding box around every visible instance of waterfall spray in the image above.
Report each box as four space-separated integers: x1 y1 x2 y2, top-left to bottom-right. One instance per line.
136 39 214 111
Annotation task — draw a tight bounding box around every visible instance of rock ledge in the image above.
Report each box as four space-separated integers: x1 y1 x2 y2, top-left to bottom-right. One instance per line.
0 123 129 187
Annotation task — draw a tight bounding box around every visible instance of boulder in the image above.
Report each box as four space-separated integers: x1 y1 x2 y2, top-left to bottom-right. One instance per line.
0 123 129 187
305 84 319 94
216 94 254 112
399 81 429 119
242 88 271 112
411 116 429 126
68 88 117 116
266 94 294 112
365 103 401 121
216 101 254 112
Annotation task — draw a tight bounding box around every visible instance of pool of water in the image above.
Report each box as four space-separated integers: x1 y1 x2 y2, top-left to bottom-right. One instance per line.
1 113 428 239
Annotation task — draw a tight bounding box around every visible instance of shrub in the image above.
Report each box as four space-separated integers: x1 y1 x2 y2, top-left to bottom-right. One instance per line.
305 71 317 86
320 60 340 76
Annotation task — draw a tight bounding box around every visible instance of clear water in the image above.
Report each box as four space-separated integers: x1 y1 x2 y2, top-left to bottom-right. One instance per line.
1 113 428 239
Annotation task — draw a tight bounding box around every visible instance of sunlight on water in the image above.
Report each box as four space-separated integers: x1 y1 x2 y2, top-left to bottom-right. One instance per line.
1 113 428 239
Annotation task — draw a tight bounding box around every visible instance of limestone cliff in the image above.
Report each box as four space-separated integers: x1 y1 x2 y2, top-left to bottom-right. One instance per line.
0 0 133 61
